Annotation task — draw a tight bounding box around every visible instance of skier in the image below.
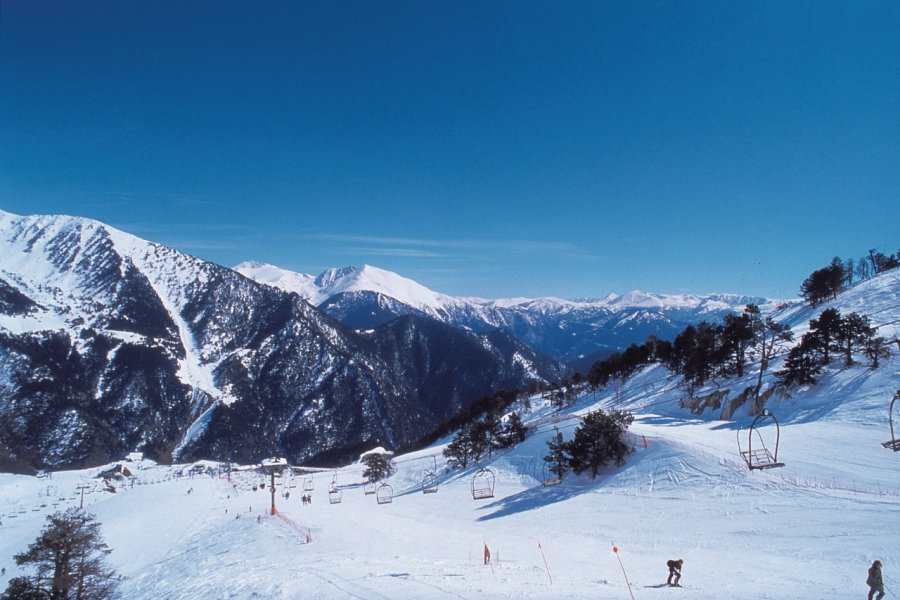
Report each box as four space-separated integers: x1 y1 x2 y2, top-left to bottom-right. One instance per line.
666 558 683 587
867 560 884 600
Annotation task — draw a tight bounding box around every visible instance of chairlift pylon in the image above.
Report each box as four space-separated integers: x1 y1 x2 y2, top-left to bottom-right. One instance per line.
737 409 785 470
882 390 900 452
471 467 496 500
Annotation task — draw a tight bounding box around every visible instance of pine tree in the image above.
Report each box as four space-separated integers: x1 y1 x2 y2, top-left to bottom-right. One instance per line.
2 509 120 600
566 409 634 479
361 452 393 483
808 308 842 364
543 430 569 482
497 413 528 448
836 312 873 366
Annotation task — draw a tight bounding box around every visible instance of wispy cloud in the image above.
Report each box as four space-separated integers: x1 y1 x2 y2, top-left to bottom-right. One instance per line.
298 232 594 258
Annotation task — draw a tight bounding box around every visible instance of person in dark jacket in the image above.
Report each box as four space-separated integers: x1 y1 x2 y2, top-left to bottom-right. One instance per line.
868 560 884 600
666 559 683 586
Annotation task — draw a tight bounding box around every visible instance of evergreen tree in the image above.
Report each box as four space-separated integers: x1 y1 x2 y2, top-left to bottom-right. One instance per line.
565 409 634 479
361 452 393 483
836 312 873 366
443 427 472 469
2 509 120 600
543 430 569 482
720 312 754 377
863 335 891 369
808 308 842 364
497 413 528 448
777 334 823 387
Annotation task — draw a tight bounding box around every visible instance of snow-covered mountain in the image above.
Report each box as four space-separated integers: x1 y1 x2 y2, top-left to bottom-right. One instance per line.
0 268 896 599
235 261 778 366
0 210 562 471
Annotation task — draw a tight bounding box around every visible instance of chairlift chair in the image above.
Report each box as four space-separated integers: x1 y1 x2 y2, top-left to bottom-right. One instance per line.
422 471 439 494
471 467 496 500
542 463 562 487
737 409 785 470
363 481 376 495
422 456 439 494
376 483 393 505
882 390 900 452
328 476 342 505
303 477 314 492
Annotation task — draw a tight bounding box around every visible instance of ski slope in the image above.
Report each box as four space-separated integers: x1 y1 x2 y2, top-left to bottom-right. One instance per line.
2 354 898 600
2 270 898 599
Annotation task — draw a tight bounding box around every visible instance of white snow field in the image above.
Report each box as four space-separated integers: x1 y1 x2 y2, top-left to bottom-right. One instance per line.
2 356 899 600
1 270 898 599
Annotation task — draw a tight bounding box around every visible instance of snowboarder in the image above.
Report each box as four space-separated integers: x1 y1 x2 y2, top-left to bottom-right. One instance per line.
666 559 683 586
867 560 885 600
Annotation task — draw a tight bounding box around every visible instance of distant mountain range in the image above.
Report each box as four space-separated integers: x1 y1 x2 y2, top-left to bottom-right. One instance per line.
0 210 562 472
235 261 777 369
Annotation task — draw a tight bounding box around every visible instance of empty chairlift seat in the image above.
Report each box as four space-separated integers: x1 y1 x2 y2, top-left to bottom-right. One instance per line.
471 468 496 500
328 477 342 505
737 410 785 470
376 483 393 505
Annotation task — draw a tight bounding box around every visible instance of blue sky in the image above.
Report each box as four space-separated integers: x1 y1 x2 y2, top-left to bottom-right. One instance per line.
1 1 898 300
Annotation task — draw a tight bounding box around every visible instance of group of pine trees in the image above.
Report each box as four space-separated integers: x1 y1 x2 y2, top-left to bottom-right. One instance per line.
801 250 900 306
586 246 897 397
588 304 793 396
441 413 528 469
777 308 890 386
543 409 634 482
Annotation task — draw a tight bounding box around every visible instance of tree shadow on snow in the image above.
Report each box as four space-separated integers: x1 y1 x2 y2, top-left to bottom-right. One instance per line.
474 477 607 522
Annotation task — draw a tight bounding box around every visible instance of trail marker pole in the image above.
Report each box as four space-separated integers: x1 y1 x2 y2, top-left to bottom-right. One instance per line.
538 540 553 585
612 542 635 600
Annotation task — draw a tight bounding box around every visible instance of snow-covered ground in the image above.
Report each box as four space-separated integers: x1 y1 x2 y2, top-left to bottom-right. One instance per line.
2 269 898 599
2 346 898 600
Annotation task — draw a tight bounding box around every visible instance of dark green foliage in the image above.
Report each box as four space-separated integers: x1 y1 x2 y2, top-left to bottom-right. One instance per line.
868 249 900 274
496 413 529 449
864 335 892 369
443 410 530 468
587 341 657 388
807 308 843 364
361 452 393 483
565 409 634 479
778 308 882 388
543 430 569 482
778 335 824 386
800 258 846 306
836 312 873 366
2 509 120 600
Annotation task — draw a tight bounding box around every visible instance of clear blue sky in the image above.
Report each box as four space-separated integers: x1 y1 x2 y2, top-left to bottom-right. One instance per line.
1 1 898 299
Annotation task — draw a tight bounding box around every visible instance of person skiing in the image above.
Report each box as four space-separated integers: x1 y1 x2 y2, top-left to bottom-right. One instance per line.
666 558 683 586
867 560 884 600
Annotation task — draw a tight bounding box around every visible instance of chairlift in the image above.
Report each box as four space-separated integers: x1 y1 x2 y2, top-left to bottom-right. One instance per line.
363 481 376 495
882 390 900 452
303 477 314 492
542 463 562 487
737 410 785 470
471 467 496 500
422 456 439 494
376 483 393 505
288 478 297 489
328 476 342 505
